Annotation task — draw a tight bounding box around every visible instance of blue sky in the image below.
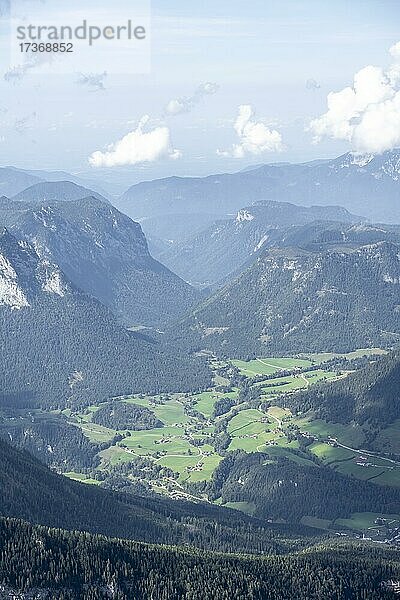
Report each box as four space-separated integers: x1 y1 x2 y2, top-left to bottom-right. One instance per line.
0 0 399 185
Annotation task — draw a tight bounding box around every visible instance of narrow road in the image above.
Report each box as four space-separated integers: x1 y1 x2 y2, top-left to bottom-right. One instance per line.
299 373 310 388
268 413 283 428
329 438 400 467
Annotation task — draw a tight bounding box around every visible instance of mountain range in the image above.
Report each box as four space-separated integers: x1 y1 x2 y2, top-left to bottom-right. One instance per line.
172 240 400 357
11 180 109 204
2 154 400 597
0 165 111 199
155 201 360 285
118 150 400 248
6 195 200 326
0 228 210 409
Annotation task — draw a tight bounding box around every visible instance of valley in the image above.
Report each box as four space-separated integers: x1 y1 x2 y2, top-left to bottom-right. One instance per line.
3 5 400 596
5 347 400 540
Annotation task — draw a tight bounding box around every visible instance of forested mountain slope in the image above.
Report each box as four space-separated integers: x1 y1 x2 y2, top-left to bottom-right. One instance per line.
0 228 210 409
0 517 398 600
0 437 318 554
172 242 400 356
285 351 400 427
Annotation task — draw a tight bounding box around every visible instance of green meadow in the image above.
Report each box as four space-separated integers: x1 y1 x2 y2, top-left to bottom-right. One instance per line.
52 350 400 506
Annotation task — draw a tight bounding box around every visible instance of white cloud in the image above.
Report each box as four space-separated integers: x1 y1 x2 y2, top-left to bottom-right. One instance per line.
217 105 283 158
89 116 181 168
164 82 219 116
310 41 400 154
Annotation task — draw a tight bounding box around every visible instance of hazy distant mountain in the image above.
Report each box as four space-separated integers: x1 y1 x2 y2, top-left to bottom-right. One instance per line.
9 196 200 326
173 241 400 357
12 166 111 199
118 151 400 243
0 167 43 198
0 166 111 201
157 201 360 285
0 228 210 409
140 212 220 247
11 180 109 205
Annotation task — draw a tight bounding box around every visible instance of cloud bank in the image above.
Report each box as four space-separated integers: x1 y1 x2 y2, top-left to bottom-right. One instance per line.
310 41 400 154
164 82 219 116
89 116 181 167
218 105 283 158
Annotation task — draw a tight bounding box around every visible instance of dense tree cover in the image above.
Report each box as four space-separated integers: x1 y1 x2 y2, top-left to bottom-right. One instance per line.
0 296 211 410
0 438 323 555
0 416 99 471
0 229 211 410
201 450 400 522
171 242 400 357
92 401 163 430
212 397 236 418
0 518 399 599
284 351 400 429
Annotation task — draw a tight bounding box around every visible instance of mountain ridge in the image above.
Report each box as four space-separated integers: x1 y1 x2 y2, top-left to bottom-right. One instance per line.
156 200 361 285
9 195 200 326
172 240 400 357
118 151 400 239
0 228 211 408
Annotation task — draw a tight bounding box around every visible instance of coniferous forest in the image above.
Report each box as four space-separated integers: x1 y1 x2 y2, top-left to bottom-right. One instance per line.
3 2 400 598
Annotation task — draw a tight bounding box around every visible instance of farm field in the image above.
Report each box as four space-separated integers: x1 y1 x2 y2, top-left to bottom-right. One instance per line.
335 512 400 531
5 349 397 528
53 350 400 498
64 472 101 485
232 357 313 376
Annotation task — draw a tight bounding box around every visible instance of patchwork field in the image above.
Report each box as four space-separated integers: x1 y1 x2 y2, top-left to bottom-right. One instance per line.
53 349 400 497
4 349 396 532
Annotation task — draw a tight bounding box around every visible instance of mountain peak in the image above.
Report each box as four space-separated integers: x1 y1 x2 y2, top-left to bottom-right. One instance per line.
11 180 109 205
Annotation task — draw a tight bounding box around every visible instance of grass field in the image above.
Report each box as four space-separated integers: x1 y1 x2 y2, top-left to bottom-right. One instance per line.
73 421 117 443
51 349 400 508
293 418 366 448
263 446 316 466
302 511 400 534
232 357 313 377
228 409 267 434
307 441 400 487
299 348 387 362
64 472 101 485
335 512 400 531
192 390 237 418
300 516 332 530
309 442 355 464
222 501 256 516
